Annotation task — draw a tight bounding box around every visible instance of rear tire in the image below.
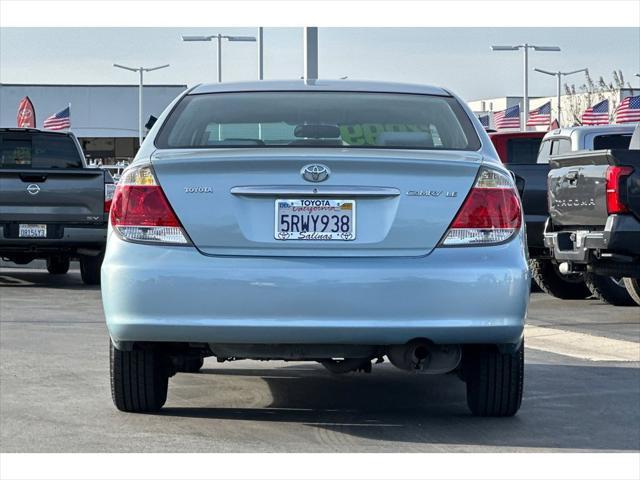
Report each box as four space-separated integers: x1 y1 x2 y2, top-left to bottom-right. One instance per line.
80 253 103 285
46 255 69 275
585 274 636 306
110 342 169 413
529 259 591 300
623 278 640 306
463 342 524 417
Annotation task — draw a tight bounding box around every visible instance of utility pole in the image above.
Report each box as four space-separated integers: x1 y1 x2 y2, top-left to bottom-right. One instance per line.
259 27 264 80
304 27 319 81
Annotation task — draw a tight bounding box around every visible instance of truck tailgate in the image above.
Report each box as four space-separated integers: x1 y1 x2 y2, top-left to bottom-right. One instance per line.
0 169 106 223
548 149 640 227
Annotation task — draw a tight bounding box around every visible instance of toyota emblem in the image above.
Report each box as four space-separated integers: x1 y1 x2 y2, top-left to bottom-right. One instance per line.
26 184 41 195
301 164 330 183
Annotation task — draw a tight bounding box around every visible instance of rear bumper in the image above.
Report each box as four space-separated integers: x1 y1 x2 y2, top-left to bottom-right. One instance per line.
544 214 640 262
102 232 530 346
0 224 106 253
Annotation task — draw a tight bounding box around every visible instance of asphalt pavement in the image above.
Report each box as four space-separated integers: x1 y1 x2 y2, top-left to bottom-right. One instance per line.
0 265 638 452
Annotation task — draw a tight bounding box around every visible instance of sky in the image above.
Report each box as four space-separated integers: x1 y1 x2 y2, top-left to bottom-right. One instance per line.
1 27 639 101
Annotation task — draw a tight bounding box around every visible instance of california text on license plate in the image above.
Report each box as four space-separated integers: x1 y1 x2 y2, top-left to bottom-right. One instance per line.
18 224 47 238
275 199 356 241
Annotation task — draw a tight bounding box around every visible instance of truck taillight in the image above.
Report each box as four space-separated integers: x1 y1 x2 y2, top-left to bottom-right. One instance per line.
605 166 633 214
104 183 116 213
441 168 522 246
110 165 188 244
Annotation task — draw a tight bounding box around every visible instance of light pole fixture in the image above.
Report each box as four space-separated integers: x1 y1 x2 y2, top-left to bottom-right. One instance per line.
534 67 588 127
181 33 256 82
491 44 561 130
113 63 170 145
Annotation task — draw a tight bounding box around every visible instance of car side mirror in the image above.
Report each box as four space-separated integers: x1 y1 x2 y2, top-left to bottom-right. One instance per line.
145 115 158 130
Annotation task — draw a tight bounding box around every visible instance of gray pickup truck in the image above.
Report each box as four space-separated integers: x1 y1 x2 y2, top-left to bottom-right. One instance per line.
530 124 636 303
544 124 640 306
0 128 114 284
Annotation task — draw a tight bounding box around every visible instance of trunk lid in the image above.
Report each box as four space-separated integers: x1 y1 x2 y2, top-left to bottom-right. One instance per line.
151 148 483 257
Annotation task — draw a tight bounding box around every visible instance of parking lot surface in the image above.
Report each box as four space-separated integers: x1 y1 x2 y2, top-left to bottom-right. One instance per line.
1 265 639 453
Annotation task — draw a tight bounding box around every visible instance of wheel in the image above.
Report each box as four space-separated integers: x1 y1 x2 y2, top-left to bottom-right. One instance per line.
179 357 204 373
529 259 591 300
110 342 169 412
46 255 70 275
80 253 103 285
585 274 636 306
463 341 524 417
623 278 640 306
530 258 591 299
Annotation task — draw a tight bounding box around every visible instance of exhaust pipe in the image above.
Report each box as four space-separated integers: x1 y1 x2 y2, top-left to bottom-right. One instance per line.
387 340 461 374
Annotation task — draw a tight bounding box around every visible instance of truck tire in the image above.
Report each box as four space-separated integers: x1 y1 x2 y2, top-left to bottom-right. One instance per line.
585 274 636 306
463 342 524 417
110 342 169 412
80 253 103 285
623 278 640 306
46 255 70 275
529 259 591 300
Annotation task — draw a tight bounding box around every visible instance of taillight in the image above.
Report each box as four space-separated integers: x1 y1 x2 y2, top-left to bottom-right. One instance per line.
605 166 633 214
104 183 116 213
441 168 522 246
110 165 188 244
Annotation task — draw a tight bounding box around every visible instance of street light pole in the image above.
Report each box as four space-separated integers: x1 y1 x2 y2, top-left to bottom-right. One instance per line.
523 44 529 131
113 63 170 146
491 44 561 130
259 27 264 80
181 33 257 82
534 68 588 126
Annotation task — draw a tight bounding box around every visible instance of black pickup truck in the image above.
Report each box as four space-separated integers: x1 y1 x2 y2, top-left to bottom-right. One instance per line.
0 128 114 284
544 126 640 306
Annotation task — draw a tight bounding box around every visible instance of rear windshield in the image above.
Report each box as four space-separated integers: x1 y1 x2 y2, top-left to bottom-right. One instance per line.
506 137 543 164
155 91 481 151
0 132 82 169
593 134 632 150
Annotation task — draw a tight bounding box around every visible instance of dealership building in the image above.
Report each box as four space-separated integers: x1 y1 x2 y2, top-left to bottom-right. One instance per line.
0 83 187 164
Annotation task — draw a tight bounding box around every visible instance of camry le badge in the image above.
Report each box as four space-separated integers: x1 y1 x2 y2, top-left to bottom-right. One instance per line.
26 184 41 195
407 190 457 197
301 164 330 183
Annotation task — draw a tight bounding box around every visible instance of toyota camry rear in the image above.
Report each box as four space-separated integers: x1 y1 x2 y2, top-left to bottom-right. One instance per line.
102 80 529 416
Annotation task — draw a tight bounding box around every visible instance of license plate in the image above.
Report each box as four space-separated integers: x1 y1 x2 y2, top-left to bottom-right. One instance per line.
275 199 356 241
19 224 47 238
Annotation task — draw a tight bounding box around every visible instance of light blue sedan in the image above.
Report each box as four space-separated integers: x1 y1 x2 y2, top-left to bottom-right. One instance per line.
102 80 529 416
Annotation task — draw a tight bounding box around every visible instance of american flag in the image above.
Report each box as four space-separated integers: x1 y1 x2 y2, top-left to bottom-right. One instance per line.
614 95 640 123
582 99 609 125
43 106 71 130
478 114 491 129
527 101 551 126
493 104 520 130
